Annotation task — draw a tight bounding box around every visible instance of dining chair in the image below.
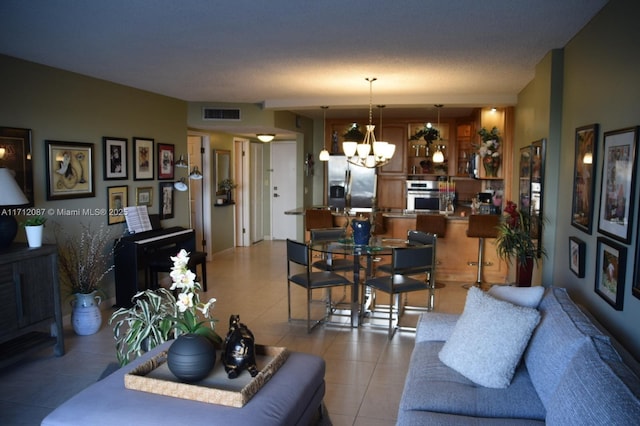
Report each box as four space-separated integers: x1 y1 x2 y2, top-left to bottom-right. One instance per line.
309 227 353 272
286 239 352 333
304 209 334 241
365 244 435 339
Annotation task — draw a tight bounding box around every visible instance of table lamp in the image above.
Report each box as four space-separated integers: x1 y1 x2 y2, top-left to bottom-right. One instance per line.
0 167 30 249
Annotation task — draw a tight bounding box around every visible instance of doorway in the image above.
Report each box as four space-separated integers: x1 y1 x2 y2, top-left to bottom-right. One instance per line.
234 138 251 247
187 133 211 260
270 141 297 240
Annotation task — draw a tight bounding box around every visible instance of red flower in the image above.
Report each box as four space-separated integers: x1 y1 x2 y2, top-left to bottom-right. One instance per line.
504 201 520 228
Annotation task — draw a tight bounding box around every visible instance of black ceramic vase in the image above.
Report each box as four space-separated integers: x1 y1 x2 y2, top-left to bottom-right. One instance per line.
167 333 216 382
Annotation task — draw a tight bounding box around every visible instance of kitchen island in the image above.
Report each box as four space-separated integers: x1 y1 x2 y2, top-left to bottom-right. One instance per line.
286 207 508 284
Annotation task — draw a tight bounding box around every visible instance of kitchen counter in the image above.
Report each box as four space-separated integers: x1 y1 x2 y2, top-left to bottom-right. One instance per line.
284 206 473 220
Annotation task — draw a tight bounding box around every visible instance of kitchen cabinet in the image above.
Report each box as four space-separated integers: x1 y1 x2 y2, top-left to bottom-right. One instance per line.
376 175 406 209
407 122 450 176
454 120 476 177
378 123 407 176
0 244 64 366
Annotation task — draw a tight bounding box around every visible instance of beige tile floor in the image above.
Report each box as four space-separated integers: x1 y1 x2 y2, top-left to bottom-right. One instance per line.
0 240 467 426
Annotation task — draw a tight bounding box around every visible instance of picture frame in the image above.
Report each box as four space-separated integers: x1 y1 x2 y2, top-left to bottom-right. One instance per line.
597 127 638 244
45 140 95 200
595 237 626 311
0 126 34 206
571 124 598 233
107 185 128 225
157 143 175 180
569 236 586 278
159 181 174 219
634 221 640 301
136 186 153 207
103 137 128 180
133 137 154 180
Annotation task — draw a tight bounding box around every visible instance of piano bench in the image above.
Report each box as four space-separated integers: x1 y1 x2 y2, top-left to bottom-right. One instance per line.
148 251 208 291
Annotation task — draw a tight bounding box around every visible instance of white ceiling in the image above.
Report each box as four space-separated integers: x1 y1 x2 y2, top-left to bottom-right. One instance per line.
0 0 608 136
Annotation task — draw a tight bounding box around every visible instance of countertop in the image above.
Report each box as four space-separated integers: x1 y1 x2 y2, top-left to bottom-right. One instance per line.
284 206 475 220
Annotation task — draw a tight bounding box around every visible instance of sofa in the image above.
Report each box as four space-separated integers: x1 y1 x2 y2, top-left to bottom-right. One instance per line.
397 286 640 425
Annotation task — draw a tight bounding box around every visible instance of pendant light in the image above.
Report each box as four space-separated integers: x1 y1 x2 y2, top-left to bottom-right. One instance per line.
319 106 330 161
432 105 445 164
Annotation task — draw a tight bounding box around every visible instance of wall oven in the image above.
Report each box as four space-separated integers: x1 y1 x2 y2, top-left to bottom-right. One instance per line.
406 180 440 212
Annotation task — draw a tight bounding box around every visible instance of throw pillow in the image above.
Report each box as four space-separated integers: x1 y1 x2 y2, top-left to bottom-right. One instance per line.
488 285 545 308
438 287 541 388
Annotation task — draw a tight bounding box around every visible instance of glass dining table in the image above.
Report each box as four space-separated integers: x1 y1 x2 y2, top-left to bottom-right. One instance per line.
309 237 427 327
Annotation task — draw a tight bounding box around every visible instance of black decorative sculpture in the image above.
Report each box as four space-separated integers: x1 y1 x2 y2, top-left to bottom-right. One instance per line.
221 314 259 379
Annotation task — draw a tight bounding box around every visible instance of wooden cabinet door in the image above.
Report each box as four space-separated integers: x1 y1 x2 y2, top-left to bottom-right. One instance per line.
378 124 407 175
14 256 55 326
0 264 19 340
376 176 406 209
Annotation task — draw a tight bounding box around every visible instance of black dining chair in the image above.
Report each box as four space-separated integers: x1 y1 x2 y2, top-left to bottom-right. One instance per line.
286 239 353 333
309 227 353 272
364 244 435 339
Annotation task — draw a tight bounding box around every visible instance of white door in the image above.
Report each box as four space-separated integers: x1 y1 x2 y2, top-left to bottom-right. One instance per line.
235 138 251 247
250 142 264 243
271 142 297 240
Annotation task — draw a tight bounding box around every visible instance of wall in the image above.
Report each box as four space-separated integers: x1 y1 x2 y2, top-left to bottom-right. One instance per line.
0 54 188 308
517 0 640 359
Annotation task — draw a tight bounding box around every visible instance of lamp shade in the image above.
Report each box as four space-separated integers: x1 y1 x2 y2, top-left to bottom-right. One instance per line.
189 166 203 180
319 149 330 161
257 134 275 143
174 178 188 192
0 168 29 206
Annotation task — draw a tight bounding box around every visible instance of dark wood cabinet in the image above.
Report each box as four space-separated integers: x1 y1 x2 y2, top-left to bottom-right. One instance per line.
0 244 64 366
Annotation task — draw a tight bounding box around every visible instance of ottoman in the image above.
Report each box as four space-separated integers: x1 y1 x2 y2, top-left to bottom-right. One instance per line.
41 341 326 426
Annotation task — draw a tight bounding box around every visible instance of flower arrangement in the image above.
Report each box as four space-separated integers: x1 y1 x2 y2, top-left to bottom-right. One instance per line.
495 201 545 267
219 178 237 192
477 126 501 176
56 222 115 295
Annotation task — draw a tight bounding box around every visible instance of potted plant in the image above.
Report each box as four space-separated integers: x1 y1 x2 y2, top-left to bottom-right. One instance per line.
477 126 502 177
495 201 546 286
55 222 115 335
410 124 439 144
219 178 237 203
22 215 47 248
342 123 365 142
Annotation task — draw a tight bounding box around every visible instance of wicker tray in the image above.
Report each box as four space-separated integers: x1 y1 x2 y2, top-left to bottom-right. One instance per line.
125 344 288 407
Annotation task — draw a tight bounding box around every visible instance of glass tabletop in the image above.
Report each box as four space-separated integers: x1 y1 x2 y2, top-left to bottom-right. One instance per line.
309 237 421 256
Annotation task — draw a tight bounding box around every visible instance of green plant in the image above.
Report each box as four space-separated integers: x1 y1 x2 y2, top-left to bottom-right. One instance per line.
109 288 178 366
495 201 547 267
476 127 501 160
219 178 237 192
342 123 365 142
22 215 47 227
409 124 439 143
55 222 115 295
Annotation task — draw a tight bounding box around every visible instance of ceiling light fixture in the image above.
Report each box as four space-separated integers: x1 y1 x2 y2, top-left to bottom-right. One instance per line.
174 154 188 168
257 134 275 143
432 105 445 164
319 106 330 161
343 77 395 168
189 165 203 179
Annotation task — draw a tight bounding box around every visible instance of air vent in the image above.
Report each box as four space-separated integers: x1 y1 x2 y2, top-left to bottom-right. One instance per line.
202 107 241 121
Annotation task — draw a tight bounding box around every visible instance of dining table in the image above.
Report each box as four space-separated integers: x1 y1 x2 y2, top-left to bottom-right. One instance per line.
309 237 429 328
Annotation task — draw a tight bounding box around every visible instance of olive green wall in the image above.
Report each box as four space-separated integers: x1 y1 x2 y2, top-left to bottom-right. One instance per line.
516 0 640 359
0 54 188 307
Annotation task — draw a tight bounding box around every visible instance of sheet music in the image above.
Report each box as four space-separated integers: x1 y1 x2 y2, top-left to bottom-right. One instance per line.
124 205 152 233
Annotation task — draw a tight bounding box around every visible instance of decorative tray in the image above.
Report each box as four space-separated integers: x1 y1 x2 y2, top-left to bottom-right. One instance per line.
125 344 288 407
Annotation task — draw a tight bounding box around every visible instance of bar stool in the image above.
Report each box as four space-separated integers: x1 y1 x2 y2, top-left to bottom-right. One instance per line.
415 214 447 289
305 209 334 241
465 214 500 290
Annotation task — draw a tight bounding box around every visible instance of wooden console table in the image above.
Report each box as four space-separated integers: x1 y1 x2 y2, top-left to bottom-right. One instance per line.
0 244 65 367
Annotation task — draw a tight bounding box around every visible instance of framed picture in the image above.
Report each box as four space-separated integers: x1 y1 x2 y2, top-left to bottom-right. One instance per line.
597 127 638 243
571 124 598 233
45 140 95 200
634 222 640 300
103 137 128 180
107 185 128 225
0 127 34 206
133 137 154 180
159 182 174 219
136 186 153 207
569 236 586 278
595 237 626 311
157 143 175 180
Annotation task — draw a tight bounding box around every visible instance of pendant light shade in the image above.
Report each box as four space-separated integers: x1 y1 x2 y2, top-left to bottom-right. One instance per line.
319 106 330 161
257 134 275 143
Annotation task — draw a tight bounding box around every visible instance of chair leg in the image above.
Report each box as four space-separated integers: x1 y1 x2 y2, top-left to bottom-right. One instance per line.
287 281 292 322
200 259 207 291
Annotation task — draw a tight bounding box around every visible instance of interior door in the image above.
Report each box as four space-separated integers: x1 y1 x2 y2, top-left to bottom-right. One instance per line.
271 142 297 240
250 142 264 243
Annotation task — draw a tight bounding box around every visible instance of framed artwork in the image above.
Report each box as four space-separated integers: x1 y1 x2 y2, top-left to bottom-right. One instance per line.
159 181 174 219
136 186 153 207
571 124 598 233
597 127 638 243
595 237 626 311
569 236 586 278
634 221 640 300
157 143 175 180
103 137 128 180
518 146 532 212
133 137 154 180
107 185 128 225
45 140 95 200
0 127 34 206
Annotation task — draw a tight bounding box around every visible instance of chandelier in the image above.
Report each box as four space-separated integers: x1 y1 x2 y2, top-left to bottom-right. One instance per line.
342 77 395 168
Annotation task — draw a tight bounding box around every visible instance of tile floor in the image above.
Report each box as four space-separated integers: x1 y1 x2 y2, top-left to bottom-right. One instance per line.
0 240 467 426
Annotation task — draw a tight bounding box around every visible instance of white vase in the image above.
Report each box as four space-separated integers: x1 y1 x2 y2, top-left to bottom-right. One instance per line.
25 225 43 248
71 291 102 335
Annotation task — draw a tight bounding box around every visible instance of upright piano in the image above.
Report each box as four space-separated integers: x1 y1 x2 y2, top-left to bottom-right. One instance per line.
113 227 195 307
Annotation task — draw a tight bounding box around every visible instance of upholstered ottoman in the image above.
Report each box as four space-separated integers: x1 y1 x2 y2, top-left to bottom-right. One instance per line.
41 341 326 426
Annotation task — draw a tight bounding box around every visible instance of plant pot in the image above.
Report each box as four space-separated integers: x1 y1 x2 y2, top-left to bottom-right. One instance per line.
167 333 216 382
71 291 102 335
516 257 535 287
25 225 43 248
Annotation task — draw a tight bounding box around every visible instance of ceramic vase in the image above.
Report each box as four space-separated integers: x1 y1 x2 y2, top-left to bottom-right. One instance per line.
167 333 216 382
351 218 371 245
25 225 43 248
71 291 102 335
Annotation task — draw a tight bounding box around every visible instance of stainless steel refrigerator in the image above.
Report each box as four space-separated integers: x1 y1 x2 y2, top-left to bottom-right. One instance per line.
326 155 376 210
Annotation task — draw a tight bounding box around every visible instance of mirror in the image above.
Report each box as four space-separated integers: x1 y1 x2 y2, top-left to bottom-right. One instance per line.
214 149 231 194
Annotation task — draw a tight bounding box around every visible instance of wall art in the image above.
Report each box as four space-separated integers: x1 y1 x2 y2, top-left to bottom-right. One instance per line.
133 137 154 180
103 137 128 180
571 124 598 233
0 126 33 205
595 237 626 311
45 140 95 200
